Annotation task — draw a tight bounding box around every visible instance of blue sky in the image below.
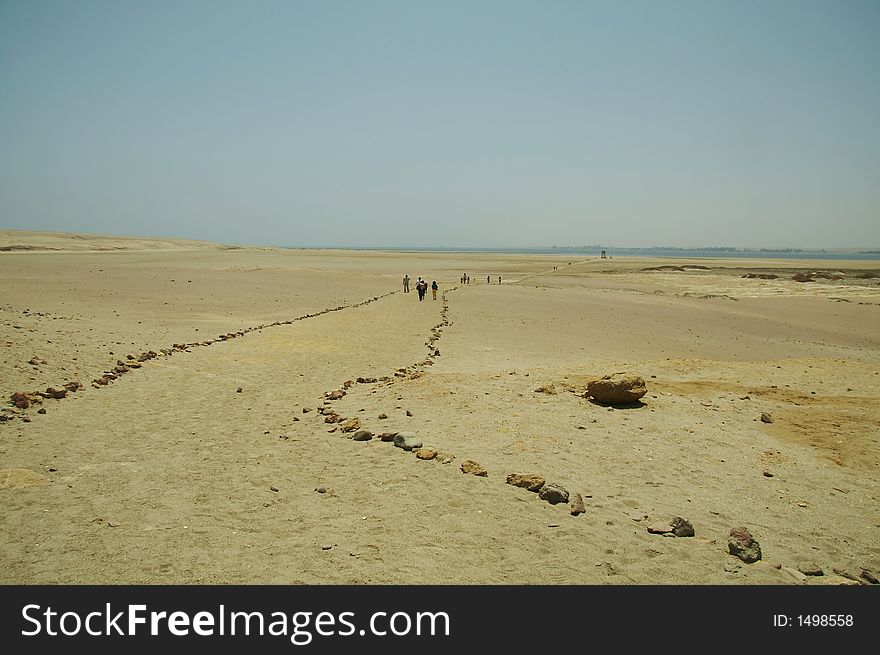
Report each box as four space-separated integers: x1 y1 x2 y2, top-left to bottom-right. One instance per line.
1 0 878 248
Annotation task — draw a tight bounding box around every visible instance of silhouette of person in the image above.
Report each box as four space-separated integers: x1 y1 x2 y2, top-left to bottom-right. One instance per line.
431 280 438 300
403 274 410 293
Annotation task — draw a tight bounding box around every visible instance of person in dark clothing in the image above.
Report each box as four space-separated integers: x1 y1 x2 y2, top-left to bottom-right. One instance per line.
431 280 438 300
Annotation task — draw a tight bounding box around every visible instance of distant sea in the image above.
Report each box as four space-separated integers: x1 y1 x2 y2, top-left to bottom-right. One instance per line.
298 246 880 261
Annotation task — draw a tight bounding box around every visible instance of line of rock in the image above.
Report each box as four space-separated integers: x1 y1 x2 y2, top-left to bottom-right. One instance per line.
3 291 398 424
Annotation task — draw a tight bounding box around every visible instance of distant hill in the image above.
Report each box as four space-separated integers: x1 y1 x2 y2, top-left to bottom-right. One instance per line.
0 230 245 252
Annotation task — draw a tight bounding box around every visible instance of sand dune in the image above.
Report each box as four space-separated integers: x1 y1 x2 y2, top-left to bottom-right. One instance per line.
1 231 878 584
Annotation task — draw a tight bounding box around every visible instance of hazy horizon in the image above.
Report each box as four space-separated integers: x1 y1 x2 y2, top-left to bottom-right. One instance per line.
2 1 879 249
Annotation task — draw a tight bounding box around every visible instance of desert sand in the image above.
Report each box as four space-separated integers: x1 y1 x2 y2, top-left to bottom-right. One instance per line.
1 230 879 584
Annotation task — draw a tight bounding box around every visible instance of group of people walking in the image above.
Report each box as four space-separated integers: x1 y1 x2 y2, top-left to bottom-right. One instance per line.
403 274 437 301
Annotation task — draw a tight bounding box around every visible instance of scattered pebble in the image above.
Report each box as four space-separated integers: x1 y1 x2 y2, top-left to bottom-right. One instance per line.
415 448 438 460
393 432 422 451
728 526 762 563
460 460 488 477
505 473 545 492
538 483 569 505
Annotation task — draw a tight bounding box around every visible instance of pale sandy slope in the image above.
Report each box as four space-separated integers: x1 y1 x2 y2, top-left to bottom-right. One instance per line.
1 232 878 584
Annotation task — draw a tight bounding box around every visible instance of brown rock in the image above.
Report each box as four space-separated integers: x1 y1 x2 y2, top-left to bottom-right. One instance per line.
760 412 773 423
534 385 557 395
570 493 586 515
415 448 438 460
378 432 398 442
505 473 545 492
11 392 30 409
325 390 345 400
586 374 647 405
728 526 762 563
647 522 673 535
460 460 488 477
340 418 361 433
324 414 340 423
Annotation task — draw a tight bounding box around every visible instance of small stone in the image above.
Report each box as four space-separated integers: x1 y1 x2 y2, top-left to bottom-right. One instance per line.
724 562 742 573
570 493 586 516
321 544 333 551
763 470 773 477
670 517 695 537
378 413 388 419
415 448 438 460
393 432 422 451
538 483 569 505
270 486 279 492
534 384 556 395
760 412 773 423
37 408 47 414
860 569 879 584
325 390 345 400
728 526 762 563
405 410 413 417
315 486 327 494
340 418 361 433
798 562 823 576
378 432 398 442
647 523 673 535
586 374 647 405
505 473 545 492
352 430 373 441
460 460 488 477
236 387 242 393
302 407 311 413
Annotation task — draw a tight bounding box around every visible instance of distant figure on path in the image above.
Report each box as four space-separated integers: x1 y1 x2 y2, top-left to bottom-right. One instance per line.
498 276 502 285
416 278 427 301
431 280 438 300
403 274 410 293
465 274 469 284
487 275 491 284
